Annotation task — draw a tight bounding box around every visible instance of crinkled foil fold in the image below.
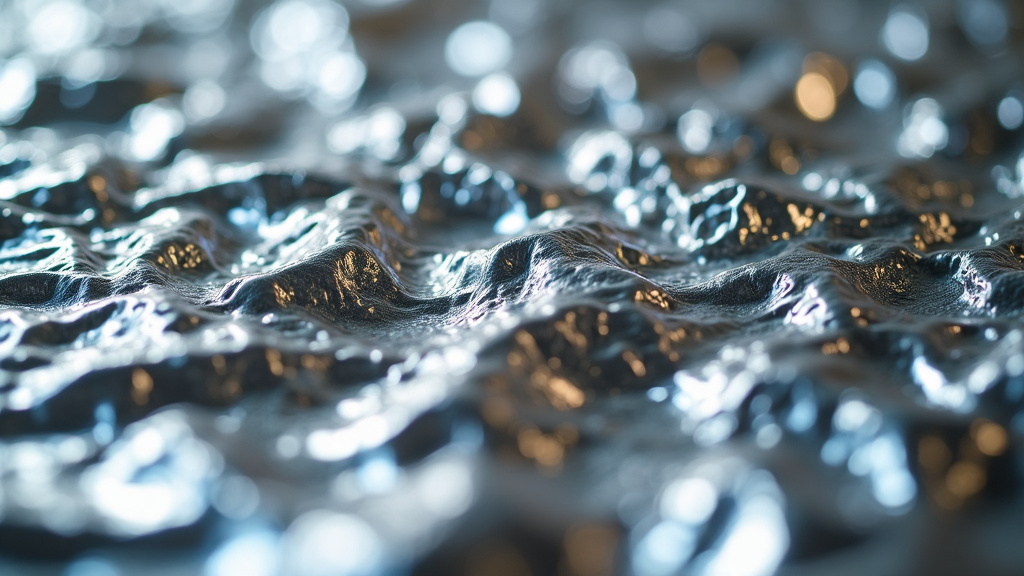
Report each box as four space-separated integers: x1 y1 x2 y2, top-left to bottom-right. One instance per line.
1 1 1024 575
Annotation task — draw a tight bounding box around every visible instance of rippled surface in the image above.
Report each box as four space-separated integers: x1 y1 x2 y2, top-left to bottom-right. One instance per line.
2 0 1024 574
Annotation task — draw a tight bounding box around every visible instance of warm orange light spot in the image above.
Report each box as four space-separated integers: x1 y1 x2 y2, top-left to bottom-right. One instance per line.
780 156 800 174
544 376 586 409
836 337 850 353
622 350 646 377
795 72 837 121
131 368 153 406
266 349 285 376
803 52 849 95
88 175 109 202
518 427 565 467
974 421 1008 457
481 397 514 427
946 461 985 497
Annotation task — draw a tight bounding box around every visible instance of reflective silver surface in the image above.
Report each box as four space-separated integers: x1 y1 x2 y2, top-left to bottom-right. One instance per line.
1 1 1023 575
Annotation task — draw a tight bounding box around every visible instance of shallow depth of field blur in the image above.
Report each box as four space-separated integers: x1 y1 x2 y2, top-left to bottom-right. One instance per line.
1 1 1024 575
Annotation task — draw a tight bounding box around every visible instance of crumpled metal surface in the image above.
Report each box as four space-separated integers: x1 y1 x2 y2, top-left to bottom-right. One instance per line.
1 0 1023 574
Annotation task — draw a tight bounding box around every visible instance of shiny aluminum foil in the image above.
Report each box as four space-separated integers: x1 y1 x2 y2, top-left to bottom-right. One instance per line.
1 0 1023 574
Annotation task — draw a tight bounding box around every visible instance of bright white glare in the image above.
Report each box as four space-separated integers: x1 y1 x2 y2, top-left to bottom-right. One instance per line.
80 414 216 537
163 153 215 191
127 427 166 466
610 102 644 132
660 477 718 524
802 172 823 191
184 81 226 123
707 496 788 576
784 284 829 329
250 1 361 103
306 416 392 462
677 108 715 154
873 468 917 508
833 399 881 435
91 478 203 535
998 96 1024 130
566 130 632 190
445 21 513 77
128 102 185 162
437 94 468 124
634 521 695 576
559 42 637 108
205 532 279 576
353 415 391 447
647 387 669 402
561 43 628 94
317 51 366 101
327 108 405 159
401 176 422 214
0 58 36 124
306 428 359 461
28 0 98 54
853 60 896 110
678 181 746 251
357 455 399 494
494 203 528 235
416 460 474 518
866 434 917 508
57 436 90 463
911 356 971 410
882 7 929 61
66 49 110 85
284 511 382 576
254 0 348 61
898 98 948 158
472 73 521 117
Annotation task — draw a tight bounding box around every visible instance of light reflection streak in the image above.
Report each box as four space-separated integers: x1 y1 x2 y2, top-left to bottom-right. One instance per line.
634 464 788 576
0 58 36 124
283 511 382 576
